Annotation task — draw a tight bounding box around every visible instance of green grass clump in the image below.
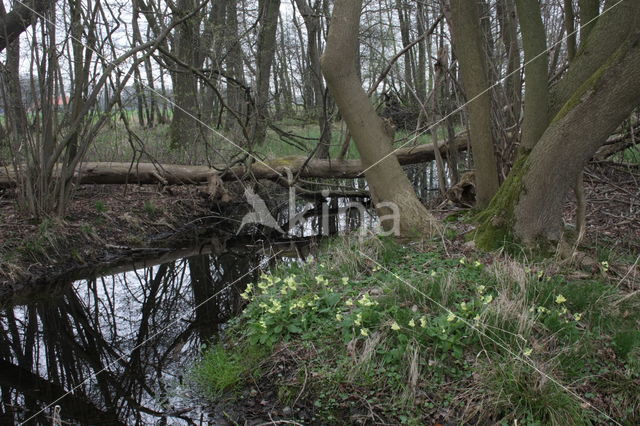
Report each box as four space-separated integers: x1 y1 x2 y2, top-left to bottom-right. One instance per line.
191 235 639 424
191 344 265 399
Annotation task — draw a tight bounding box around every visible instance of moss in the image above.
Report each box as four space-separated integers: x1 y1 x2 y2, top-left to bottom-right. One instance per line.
473 154 529 250
552 38 629 124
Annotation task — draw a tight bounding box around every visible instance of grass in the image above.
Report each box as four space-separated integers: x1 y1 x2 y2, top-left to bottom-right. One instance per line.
81 115 442 165
191 344 266 399
190 234 640 424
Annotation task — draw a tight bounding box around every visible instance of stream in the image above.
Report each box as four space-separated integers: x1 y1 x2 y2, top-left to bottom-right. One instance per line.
0 166 447 425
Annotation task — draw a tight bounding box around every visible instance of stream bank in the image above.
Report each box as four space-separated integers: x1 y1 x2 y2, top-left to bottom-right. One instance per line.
193 234 639 425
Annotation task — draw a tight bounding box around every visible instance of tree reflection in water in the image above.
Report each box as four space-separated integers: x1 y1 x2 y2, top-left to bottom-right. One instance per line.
0 251 262 425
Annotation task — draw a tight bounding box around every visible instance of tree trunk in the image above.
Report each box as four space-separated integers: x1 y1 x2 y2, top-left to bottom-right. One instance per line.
224 0 247 137
251 0 281 146
443 0 499 208
514 0 549 151
0 137 467 187
549 0 637 115
563 0 577 61
578 0 599 45
321 0 439 237
476 29 640 248
169 0 203 150
496 0 521 125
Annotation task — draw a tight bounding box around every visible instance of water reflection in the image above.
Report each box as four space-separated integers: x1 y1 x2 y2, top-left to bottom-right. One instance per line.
1 250 265 425
0 165 449 424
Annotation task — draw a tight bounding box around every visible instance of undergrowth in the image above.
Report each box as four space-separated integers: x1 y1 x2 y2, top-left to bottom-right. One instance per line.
191 235 640 424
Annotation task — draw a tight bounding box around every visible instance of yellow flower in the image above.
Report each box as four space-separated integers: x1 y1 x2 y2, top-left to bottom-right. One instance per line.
341 277 349 285
267 300 282 314
358 294 376 307
474 261 482 267
419 316 427 328
345 298 354 307
460 302 468 311
280 287 288 295
523 347 533 357
360 328 369 337
476 285 486 294
447 312 456 322
390 321 401 331
354 313 362 326
336 313 343 321
408 319 416 328
574 313 582 321
459 258 466 265
430 270 437 277
555 294 567 304
482 294 493 304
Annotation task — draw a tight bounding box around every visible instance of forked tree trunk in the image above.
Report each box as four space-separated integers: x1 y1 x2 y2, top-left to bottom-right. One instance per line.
549 0 637 115
476 30 640 248
321 0 440 237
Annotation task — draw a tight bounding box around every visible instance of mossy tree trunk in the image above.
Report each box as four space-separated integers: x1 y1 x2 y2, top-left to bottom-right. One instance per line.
549 0 638 115
321 0 440 237
476 28 640 248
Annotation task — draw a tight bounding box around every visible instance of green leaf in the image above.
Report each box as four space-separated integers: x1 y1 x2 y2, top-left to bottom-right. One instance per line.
288 324 303 334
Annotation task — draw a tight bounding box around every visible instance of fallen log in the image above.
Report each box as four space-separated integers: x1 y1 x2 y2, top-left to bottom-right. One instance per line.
0 136 468 188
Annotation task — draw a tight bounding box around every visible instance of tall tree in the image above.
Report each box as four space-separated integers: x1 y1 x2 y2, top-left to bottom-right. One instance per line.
252 0 281 146
443 0 500 208
475 0 640 248
168 0 205 150
322 0 439 237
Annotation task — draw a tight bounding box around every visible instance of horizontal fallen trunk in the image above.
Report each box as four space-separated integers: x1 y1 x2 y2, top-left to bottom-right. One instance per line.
0 136 468 188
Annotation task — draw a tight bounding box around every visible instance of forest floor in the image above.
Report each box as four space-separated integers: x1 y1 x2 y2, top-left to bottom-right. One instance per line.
189 164 639 425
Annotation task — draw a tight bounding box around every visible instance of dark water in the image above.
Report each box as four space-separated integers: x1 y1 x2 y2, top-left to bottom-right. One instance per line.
0 168 444 425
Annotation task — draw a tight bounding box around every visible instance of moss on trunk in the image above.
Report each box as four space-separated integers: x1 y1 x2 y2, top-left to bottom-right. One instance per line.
473 154 529 250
